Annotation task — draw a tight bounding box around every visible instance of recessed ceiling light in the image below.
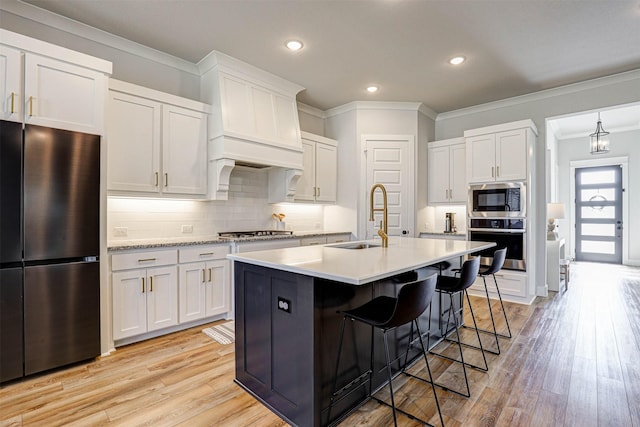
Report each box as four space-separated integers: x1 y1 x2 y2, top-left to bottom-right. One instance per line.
449 56 466 65
286 40 303 51
366 86 379 93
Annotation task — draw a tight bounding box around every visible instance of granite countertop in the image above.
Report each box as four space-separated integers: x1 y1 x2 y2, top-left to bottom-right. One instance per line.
107 231 351 251
228 237 495 285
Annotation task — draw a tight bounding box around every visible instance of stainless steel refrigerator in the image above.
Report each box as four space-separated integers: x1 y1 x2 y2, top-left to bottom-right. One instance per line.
1 120 100 382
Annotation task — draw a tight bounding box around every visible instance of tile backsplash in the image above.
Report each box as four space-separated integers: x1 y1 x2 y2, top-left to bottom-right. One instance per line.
108 167 324 240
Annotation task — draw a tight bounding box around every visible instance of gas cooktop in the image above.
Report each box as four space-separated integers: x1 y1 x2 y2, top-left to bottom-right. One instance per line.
218 230 294 239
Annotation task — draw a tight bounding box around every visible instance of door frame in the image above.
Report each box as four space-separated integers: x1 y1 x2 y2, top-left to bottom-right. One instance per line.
359 134 416 240
570 156 629 264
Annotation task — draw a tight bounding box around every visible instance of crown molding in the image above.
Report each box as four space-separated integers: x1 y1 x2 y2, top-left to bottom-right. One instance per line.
437 68 640 121
297 102 326 119
325 101 428 118
2 0 199 75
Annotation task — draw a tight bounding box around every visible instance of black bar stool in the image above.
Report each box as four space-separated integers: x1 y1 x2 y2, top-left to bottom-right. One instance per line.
429 256 487 398
462 248 512 354
328 274 444 427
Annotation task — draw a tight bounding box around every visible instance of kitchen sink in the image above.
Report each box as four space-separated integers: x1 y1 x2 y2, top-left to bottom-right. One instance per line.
329 242 381 250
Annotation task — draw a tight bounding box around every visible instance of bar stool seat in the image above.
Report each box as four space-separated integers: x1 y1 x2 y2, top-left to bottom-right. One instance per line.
429 256 487 398
328 274 444 427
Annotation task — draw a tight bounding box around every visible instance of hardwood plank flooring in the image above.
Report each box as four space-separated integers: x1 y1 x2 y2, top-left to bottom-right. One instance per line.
2 262 639 427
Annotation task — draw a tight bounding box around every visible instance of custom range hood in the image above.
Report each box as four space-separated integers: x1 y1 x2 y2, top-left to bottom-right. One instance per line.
198 51 304 200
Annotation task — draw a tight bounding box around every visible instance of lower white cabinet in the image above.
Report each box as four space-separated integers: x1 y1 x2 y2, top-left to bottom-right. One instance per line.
178 245 231 323
112 250 179 340
469 269 527 300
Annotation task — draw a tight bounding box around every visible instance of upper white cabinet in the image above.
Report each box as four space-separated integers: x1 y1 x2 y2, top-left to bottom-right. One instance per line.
465 121 536 184
428 137 466 204
0 45 22 122
1 29 111 134
295 132 338 203
107 79 209 197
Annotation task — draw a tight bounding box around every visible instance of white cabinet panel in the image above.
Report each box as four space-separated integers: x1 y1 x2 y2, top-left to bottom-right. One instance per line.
0 45 22 122
146 266 178 332
252 86 277 140
428 139 466 204
466 134 496 183
296 139 316 201
179 259 230 322
112 269 147 340
162 104 207 195
107 92 161 192
496 129 527 181
24 53 106 134
204 260 230 317
179 262 207 323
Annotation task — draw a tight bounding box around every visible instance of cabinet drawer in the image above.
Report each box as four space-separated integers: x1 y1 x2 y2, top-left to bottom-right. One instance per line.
300 237 327 246
326 234 351 244
471 271 527 298
111 249 177 271
179 245 231 263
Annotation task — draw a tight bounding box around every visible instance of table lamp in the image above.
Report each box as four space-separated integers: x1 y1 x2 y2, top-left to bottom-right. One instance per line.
547 203 566 241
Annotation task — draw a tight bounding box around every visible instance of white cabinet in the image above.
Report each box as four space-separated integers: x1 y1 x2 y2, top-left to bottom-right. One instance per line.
465 127 530 184
428 138 466 204
326 233 351 244
178 245 231 323
107 79 208 197
295 132 338 203
547 238 566 292
111 250 179 340
1 29 111 133
0 45 22 122
469 269 527 300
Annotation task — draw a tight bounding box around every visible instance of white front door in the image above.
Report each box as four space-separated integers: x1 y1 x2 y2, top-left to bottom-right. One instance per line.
363 135 415 240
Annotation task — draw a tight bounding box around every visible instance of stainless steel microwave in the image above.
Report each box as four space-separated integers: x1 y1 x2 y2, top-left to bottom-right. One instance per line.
468 182 526 218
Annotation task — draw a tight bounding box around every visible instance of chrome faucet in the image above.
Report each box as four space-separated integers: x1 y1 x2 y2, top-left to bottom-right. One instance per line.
369 183 388 247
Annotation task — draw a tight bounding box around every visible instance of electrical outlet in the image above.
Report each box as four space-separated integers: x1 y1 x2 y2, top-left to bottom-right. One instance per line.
114 227 128 237
181 225 193 234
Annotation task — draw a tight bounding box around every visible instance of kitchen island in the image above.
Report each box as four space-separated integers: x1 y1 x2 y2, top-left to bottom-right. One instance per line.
229 237 495 427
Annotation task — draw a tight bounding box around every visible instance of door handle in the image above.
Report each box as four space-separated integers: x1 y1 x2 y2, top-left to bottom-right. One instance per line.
150 276 153 292
141 277 145 293
10 92 15 114
209 268 213 282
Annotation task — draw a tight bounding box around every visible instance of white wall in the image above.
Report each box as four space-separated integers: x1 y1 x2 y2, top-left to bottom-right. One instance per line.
107 167 325 241
557 129 640 264
324 103 435 239
1 7 201 101
435 70 640 289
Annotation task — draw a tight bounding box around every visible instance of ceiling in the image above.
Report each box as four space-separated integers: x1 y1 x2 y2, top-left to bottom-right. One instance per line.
17 0 640 115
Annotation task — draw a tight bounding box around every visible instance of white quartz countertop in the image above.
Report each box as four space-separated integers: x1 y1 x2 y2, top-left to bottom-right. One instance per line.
228 237 495 285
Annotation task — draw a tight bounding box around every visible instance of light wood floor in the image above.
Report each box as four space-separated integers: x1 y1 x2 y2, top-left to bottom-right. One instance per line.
2 262 639 427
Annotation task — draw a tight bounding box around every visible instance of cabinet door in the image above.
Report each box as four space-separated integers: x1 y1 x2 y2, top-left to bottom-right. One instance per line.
0 45 22 122
495 129 527 181
112 269 147 340
204 260 230 317
219 72 253 136
107 91 162 193
146 266 178 332
449 143 467 202
295 139 316 201
23 53 106 134
162 105 207 195
428 145 450 204
178 262 206 323
315 142 337 202
466 134 496 183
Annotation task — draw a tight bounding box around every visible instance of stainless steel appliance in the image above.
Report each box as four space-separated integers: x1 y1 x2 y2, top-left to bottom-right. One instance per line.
0 121 100 383
469 182 526 218
444 212 456 233
468 218 526 271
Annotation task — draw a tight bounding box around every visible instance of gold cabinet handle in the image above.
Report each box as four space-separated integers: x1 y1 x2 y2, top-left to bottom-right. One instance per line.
491 166 495 178
138 258 156 263
29 96 33 116
10 92 15 114
202 269 206 283
155 172 159 187
150 276 153 292
142 277 145 293
199 252 214 257
317 187 320 197
208 268 212 282
164 173 168 187
497 165 500 177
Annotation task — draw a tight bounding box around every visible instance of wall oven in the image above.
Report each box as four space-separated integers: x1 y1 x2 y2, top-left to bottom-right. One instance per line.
468 218 526 271
469 182 526 218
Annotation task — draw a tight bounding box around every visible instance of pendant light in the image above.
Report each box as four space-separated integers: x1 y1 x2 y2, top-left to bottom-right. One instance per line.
590 112 610 154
